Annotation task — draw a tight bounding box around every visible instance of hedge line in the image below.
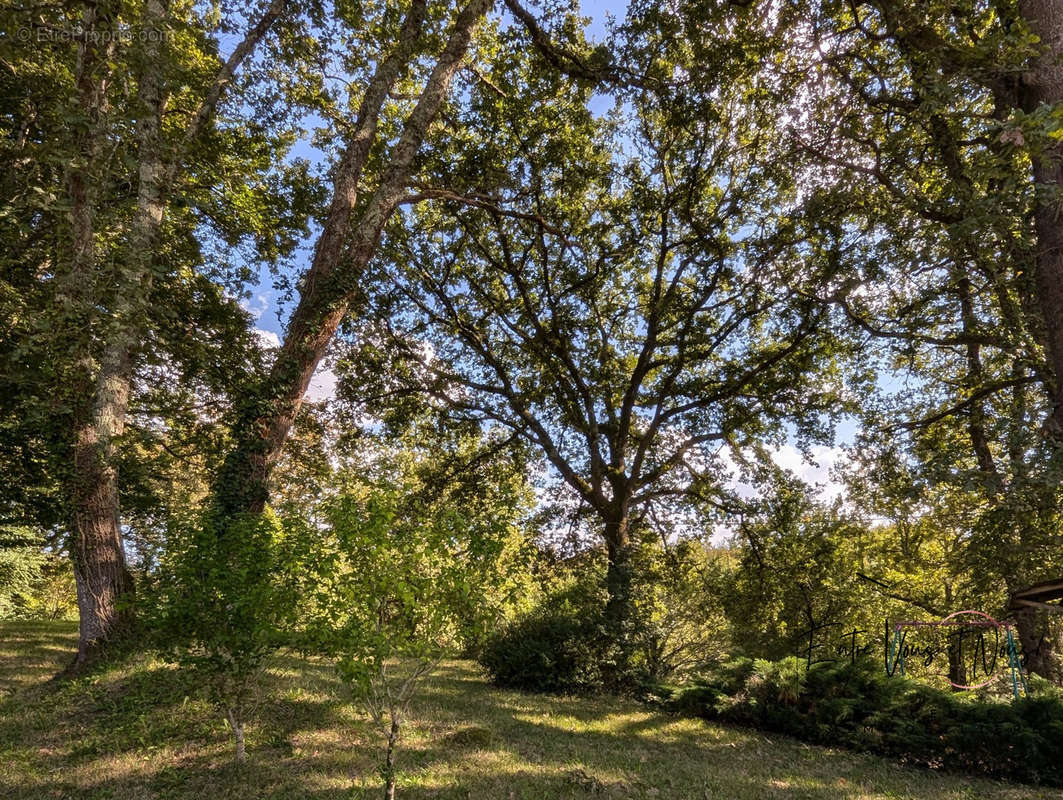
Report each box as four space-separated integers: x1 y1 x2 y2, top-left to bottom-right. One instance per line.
664 657 1063 786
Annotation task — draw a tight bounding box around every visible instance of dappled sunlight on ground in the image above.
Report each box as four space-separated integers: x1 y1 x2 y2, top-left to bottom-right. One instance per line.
0 620 78 693
1 623 1060 800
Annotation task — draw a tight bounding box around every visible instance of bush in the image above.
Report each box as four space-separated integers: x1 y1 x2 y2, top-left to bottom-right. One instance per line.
0 545 47 619
480 538 732 694
479 560 608 693
479 563 660 694
627 539 731 681
667 656 1063 786
148 508 300 762
0 531 76 621
479 608 607 693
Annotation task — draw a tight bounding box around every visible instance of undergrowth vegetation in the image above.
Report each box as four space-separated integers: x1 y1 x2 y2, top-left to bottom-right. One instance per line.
667 656 1063 787
480 542 728 694
2 621 1061 800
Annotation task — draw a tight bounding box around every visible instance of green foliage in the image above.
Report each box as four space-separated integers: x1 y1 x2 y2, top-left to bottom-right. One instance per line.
298 422 536 661
0 546 45 620
316 481 521 684
148 508 299 760
354 2 850 678
298 433 533 796
17 553 76 622
479 574 611 693
153 508 296 668
0 0 320 657
479 608 607 694
796 0 1063 679
0 530 76 621
4 5 1062 788
481 536 732 693
720 471 1026 689
621 537 732 681
724 481 876 661
669 656 1063 786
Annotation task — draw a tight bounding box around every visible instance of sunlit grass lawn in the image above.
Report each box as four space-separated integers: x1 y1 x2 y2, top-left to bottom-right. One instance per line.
2 621 1061 799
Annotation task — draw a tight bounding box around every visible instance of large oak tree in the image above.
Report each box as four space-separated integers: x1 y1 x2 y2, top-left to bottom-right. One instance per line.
340 5 848 660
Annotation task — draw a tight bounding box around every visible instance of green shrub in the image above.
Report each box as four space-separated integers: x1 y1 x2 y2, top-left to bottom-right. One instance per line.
667 656 1063 786
480 539 732 694
479 608 607 693
0 530 76 621
0 545 46 619
478 563 663 694
627 539 732 681
148 508 300 762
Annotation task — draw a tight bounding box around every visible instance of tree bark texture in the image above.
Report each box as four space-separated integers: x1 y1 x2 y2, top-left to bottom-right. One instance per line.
383 716 400 800
213 0 493 518
1019 1 1063 435
1012 604 1063 682
226 706 246 763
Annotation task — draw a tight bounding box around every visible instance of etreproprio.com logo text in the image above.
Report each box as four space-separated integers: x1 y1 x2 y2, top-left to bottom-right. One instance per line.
16 26 169 44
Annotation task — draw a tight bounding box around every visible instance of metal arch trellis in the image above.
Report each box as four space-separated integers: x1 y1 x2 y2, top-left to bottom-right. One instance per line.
885 610 1028 700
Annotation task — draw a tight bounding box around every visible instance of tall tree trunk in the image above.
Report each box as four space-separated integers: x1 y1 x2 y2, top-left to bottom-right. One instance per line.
1016 0 1063 684
1012 604 1063 682
71 386 136 661
63 0 134 663
212 0 492 517
602 507 639 686
65 0 285 660
946 637 967 689
603 513 633 627
1019 1 1063 435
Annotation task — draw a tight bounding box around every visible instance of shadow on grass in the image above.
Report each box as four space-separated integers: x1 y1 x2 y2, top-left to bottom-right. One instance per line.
0 620 78 692
0 636 1057 800
0 641 372 800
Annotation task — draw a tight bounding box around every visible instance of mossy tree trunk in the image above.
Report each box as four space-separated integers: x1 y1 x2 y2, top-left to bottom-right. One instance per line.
211 0 492 520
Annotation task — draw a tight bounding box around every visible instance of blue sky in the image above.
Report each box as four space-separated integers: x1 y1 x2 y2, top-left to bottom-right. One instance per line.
239 0 857 501
243 0 627 389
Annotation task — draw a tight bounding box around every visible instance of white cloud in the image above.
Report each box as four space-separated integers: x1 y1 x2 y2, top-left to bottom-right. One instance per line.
771 444 846 502
306 365 338 402
254 328 281 349
716 443 847 503
241 292 270 321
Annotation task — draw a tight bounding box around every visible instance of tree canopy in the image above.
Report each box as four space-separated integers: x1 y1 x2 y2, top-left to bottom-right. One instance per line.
2 0 1063 702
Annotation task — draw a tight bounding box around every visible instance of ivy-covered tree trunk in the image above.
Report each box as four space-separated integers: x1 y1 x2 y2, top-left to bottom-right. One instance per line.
601 504 641 685
212 0 492 518
1013 1 1063 684
1019 0 1063 435
63 0 134 662
603 513 633 630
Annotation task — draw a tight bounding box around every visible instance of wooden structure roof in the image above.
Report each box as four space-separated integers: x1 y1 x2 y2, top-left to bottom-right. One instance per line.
1011 579 1063 614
